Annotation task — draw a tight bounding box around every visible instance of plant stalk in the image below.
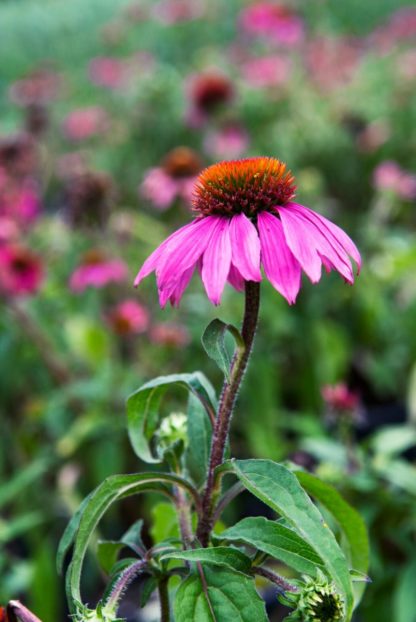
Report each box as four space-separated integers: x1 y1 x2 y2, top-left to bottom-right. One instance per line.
196 281 260 546
158 577 171 622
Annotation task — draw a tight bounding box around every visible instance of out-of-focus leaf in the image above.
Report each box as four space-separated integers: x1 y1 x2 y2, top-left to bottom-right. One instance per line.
370 425 416 457
150 502 179 544
0 459 50 508
394 558 416 622
215 516 324 576
174 565 268 622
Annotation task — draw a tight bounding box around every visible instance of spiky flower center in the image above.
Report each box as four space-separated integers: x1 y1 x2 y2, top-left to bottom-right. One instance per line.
192 157 296 217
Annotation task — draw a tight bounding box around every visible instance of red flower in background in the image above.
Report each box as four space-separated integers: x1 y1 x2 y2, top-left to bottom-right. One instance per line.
62 107 109 141
0 245 44 297
107 299 150 335
69 250 128 293
239 2 304 46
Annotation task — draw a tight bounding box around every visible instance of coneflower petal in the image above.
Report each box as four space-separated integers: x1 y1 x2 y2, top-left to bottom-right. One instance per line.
229 213 262 282
276 207 322 283
227 264 245 292
257 211 301 305
201 218 232 305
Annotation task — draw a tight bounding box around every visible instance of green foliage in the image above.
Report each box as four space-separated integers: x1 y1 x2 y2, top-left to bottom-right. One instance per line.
201 319 244 381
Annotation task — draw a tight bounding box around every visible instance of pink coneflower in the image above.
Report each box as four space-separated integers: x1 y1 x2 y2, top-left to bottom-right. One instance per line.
306 37 362 91
107 299 150 335
321 383 359 413
88 57 127 90
0 245 44 297
69 250 128 293
135 157 361 307
150 322 191 347
151 0 204 23
239 2 304 47
62 107 109 141
241 55 291 88
373 161 416 200
204 124 249 160
186 72 234 126
140 147 202 210
8 68 62 107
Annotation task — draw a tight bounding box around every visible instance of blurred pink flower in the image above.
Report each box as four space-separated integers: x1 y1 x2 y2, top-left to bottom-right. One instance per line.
186 72 234 126
204 125 249 160
0 217 20 243
107 299 150 335
306 37 362 91
8 68 62 106
69 250 128 293
241 55 291 88
135 157 361 307
62 107 109 141
371 7 416 53
357 121 390 153
373 161 416 200
321 383 360 413
0 170 41 227
239 2 304 46
151 0 204 23
150 322 191 347
88 57 127 89
0 245 44 297
140 147 202 210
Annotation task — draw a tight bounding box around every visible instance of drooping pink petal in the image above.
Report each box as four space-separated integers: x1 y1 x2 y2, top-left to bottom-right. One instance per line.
227 263 245 292
276 207 322 283
229 213 262 282
134 220 196 287
201 218 232 305
279 204 354 284
287 203 361 273
257 211 301 304
157 217 218 294
168 265 195 308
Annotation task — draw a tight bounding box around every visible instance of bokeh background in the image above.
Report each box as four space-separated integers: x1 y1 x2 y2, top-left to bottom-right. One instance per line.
1 0 416 620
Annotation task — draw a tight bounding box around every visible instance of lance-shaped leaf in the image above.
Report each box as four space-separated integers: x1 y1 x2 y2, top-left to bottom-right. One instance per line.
223 459 354 620
58 472 198 611
127 372 216 464
215 516 324 576
202 319 244 381
174 565 268 622
186 392 213 487
160 546 251 573
295 471 369 605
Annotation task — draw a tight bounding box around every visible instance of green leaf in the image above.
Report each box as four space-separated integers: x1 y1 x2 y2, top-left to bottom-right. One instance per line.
150 502 179 544
59 471 197 610
202 319 244 381
174 565 268 622
186 392 212 488
160 547 252 573
215 516 324 576
394 558 416 622
224 459 353 620
126 372 216 464
140 575 158 608
295 470 369 605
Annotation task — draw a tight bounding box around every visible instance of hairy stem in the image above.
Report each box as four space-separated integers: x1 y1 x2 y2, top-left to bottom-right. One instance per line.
197 281 260 546
158 577 171 622
105 559 148 613
253 566 299 593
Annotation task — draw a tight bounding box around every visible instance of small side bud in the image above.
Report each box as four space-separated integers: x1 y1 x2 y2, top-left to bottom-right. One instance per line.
282 573 344 622
156 412 188 452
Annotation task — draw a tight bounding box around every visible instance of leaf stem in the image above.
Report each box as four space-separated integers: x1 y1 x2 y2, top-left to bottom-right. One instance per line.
196 281 260 546
252 566 299 593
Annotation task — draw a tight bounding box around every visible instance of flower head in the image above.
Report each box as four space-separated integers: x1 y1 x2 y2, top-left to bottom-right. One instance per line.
70 250 128 293
135 157 361 307
0 245 44 297
284 574 344 622
107 299 150 335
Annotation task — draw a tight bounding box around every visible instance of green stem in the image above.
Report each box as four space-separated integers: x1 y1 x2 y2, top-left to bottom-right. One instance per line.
158 577 171 622
196 281 260 546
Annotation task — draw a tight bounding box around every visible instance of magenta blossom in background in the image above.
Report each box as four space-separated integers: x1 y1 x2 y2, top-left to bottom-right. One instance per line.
70 250 128 293
0 245 44 297
88 57 127 90
239 2 304 46
150 322 191 347
321 383 360 413
135 157 361 307
306 37 362 91
185 72 235 127
373 161 416 200
107 299 150 335
151 0 204 23
140 147 202 210
204 125 249 160
241 55 291 88
62 107 109 141
8 68 62 107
